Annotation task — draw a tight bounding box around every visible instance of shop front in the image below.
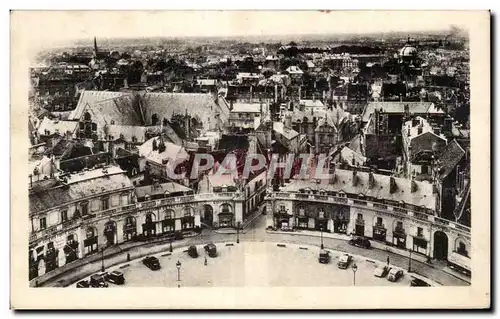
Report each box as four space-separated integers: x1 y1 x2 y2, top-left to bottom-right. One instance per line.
142 213 157 237
84 227 98 255
218 204 234 228
29 248 38 280
392 221 406 249
295 206 308 229
372 217 387 242
181 215 195 230
412 235 428 255
333 205 349 234
315 209 328 231
354 213 365 236
123 216 137 241
44 242 59 272
64 233 79 264
104 221 117 246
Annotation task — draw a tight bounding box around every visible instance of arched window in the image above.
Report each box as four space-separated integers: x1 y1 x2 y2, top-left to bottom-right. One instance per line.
84 112 92 121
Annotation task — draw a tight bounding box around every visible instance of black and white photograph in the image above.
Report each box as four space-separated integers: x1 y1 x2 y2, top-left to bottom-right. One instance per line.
10 10 490 309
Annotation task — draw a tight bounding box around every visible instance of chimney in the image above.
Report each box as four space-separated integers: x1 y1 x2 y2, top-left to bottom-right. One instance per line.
369 170 375 188
298 86 302 99
417 125 423 135
390 176 397 193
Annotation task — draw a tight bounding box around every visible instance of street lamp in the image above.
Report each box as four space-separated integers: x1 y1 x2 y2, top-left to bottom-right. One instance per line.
169 232 173 253
320 226 324 249
101 247 105 272
236 221 241 244
352 263 358 286
176 260 181 288
408 249 412 272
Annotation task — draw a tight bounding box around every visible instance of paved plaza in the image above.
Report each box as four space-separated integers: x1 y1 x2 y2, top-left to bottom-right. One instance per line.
75 242 415 287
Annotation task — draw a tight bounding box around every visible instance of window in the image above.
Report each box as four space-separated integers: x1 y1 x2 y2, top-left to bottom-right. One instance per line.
298 207 305 216
184 211 192 217
39 217 47 230
417 227 424 237
318 209 325 219
280 205 286 212
376 217 382 226
101 197 109 211
61 210 68 223
396 221 403 231
357 213 363 220
164 211 174 219
81 202 89 215
457 242 468 257
120 193 129 206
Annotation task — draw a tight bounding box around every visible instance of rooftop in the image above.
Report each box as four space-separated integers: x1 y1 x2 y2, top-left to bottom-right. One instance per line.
281 168 436 210
135 181 192 198
230 103 262 113
273 121 299 140
37 117 78 137
138 137 190 166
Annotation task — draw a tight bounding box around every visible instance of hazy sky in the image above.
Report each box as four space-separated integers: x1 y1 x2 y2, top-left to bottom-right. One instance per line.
11 11 474 51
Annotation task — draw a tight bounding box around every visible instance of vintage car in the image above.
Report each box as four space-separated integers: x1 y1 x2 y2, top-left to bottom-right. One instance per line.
89 272 109 288
318 250 331 264
142 256 161 270
76 280 90 288
337 254 353 269
373 265 391 278
410 277 431 287
107 270 125 285
387 268 404 282
204 243 218 258
348 236 371 249
188 245 199 258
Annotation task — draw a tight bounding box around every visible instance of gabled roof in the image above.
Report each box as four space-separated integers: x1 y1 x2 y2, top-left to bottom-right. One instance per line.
362 102 444 122
436 139 466 180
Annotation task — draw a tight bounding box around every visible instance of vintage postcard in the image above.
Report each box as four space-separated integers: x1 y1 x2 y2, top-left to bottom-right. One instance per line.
10 10 490 309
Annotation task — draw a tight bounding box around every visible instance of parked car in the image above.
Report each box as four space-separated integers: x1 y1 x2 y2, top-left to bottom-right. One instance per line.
143 256 161 270
387 268 404 282
188 245 199 258
204 243 218 257
89 272 109 288
348 236 371 249
318 250 331 264
266 226 277 231
373 265 391 278
410 278 431 287
107 270 125 285
337 254 353 269
76 280 90 288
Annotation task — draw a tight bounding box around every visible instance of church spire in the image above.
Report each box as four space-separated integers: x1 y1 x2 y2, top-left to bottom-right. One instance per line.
93 36 98 58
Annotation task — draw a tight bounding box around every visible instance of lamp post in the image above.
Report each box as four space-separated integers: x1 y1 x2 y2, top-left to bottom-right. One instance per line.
101 247 105 272
176 260 181 288
352 263 358 286
236 221 241 244
320 226 324 249
408 249 412 272
169 232 173 253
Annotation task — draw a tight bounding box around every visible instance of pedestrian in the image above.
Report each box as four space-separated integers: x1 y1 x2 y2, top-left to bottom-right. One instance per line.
204 257 207 266
387 256 390 265
127 253 131 262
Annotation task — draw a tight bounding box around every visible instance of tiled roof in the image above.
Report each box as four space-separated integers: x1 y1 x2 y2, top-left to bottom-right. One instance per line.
37 117 78 137
436 139 466 180
135 182 192 198
281 168 436 210
29 167 132 214
362 102 444 122
102 125 163 144
138 137 189 166
70 90 228 132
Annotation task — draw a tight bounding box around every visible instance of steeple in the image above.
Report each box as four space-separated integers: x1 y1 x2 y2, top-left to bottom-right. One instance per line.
93 36 98 58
